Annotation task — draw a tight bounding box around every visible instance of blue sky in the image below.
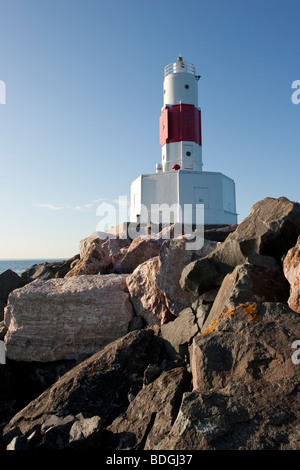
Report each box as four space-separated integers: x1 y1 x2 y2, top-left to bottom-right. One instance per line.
0 0 299 259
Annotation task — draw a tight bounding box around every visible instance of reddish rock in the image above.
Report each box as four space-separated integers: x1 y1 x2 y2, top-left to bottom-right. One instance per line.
79 232 102 259
126 257 173 326
114 236 161 274
283 236 300 313
65 239 112 277
66 238 129 277
4 274 134 362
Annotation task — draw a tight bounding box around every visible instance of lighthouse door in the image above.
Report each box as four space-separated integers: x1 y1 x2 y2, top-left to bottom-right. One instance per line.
183 145 193 169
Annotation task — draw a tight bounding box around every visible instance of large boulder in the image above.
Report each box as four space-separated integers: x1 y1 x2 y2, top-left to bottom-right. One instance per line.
156 238 219 317
79 232 101 259
3 328 166 447
156 303 300 450
159 302 211 364
20 255 80 284
203 224 238 242
67 238 129 277
114 236 162 274
202 263 290 332
0 270 24 304
103 367 190 450
4 274 134 362
181 197 300 296
283 236 300 313
65 239 112 277
126 257 173 326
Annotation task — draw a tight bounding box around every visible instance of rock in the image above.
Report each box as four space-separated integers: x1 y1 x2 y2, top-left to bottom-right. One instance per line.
4 274 134 362
159 300 212 365
160 308 201 364
67 238 130 277
6 435 27 450
283 236 300 313
69 414 103 449
20 255 80 284
79 232 102 258
126 257 173 326
0 270 24 304
191 298 213 330
101 238 130 265
65 239 112 276
156 238 219 317
3 328 166 445
204 224 238 242
202 264 290 332
40 414 76 449
156 303 300 450
192 302 298 393
0 320 7 341
180 197 300 296
114 236 161 274
102 367 190 450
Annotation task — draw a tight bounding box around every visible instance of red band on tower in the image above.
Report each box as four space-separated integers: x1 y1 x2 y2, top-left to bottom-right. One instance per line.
159 104 202 146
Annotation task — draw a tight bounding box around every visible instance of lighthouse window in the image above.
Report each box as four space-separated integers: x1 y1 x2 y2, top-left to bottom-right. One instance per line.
185 84 189 89
186 151 191 156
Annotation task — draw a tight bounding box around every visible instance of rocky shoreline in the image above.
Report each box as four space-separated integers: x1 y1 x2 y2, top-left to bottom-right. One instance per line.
0 196 300 450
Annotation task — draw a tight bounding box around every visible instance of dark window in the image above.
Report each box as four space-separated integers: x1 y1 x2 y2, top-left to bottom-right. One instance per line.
185 84 189 89
186 151 191 156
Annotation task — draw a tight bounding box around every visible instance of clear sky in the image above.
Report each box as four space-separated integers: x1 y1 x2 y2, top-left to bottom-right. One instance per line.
0 0 299 259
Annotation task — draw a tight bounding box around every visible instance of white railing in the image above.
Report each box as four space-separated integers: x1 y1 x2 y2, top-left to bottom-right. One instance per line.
164 60 195 78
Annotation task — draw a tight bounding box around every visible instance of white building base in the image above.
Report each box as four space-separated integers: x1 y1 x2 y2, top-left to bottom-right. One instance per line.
130 170 237 226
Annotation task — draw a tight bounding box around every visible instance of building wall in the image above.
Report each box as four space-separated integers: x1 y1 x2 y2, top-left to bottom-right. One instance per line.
130 170 237 225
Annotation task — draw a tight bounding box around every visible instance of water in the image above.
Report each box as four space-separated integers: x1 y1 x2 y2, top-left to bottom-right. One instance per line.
0 259 66 275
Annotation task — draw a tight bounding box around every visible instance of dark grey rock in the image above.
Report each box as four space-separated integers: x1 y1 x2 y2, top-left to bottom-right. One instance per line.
180 197 300 296
0 270 24 304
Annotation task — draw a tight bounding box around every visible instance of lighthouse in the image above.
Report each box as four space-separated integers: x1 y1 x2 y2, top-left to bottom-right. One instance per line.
130 57 237 227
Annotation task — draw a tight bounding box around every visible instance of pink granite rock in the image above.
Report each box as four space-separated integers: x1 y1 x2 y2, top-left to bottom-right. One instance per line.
114 235 161 274
126 257 174 326
283 236 300 313
4 274 134 362
65 239 112 277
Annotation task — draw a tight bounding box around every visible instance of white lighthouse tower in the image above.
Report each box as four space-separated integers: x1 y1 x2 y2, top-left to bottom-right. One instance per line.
160 56 202 172
130 57 237 227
